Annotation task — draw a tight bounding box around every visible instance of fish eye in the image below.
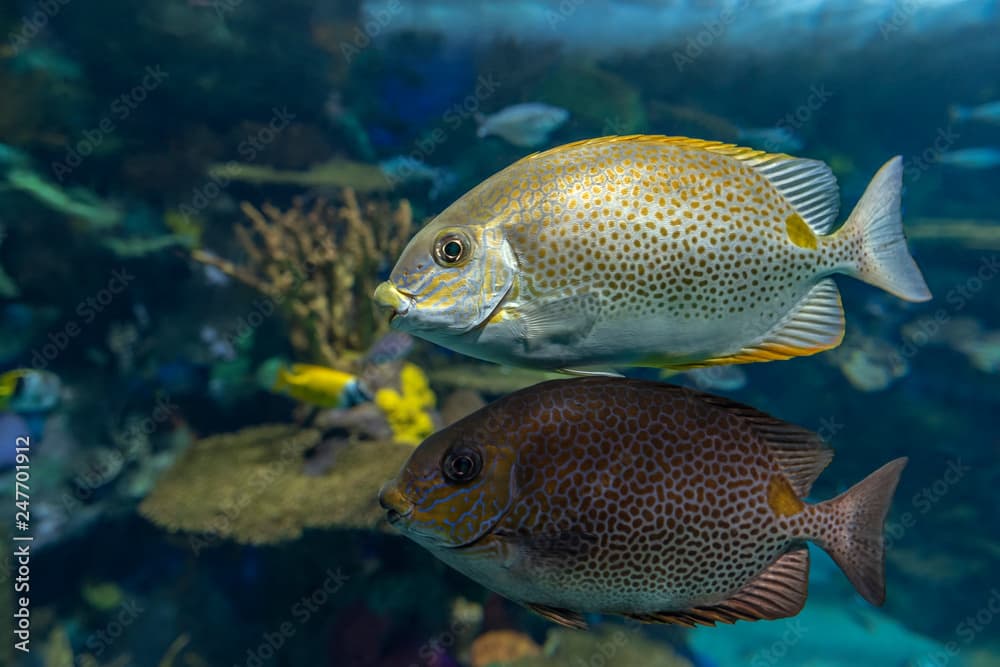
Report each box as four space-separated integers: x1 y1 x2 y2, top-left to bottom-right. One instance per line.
433 232 469 266
442 445 483 484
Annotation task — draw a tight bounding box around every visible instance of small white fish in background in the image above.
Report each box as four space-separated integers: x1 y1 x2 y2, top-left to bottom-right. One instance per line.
681 365 748 392
949 100 1000 124
378 156 457 200
937 147 1000 169
737 126 804 152
475 103 569 148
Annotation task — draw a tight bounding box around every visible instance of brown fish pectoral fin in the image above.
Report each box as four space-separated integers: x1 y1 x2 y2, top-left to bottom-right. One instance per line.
525 603 588 629
624 547 810 628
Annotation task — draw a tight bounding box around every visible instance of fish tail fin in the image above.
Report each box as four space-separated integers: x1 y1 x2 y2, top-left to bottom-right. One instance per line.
834 156 932 302
948 105 969 122
812 457 907 606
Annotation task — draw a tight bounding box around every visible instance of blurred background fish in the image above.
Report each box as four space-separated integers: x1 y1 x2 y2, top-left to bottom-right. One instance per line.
475 102 569 147
938 147 1000 169
950 100 1000 125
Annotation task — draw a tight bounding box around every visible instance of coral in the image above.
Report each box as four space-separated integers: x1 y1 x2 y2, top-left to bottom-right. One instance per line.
139 424 413 544
81 581 125 611
504 626 691 667
508 627 691 667
206 159 391 192
373 362 437 445
38 625 193 667
470 630 541 667
191 190 412 366
7 168 122 229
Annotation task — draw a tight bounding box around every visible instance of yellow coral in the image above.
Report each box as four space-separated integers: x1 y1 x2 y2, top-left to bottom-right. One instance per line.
374 363 436 445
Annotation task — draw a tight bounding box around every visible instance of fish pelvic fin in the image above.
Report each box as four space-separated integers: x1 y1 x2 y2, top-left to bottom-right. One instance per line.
624 547 810 627
525 603 588 629
811 457 908 606
831 156 932 302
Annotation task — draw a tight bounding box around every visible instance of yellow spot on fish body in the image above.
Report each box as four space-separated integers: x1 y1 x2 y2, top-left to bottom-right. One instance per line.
785 213 817 250
767 475 805 517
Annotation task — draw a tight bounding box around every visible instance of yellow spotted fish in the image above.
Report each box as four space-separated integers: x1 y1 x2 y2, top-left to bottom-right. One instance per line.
374 135 931 372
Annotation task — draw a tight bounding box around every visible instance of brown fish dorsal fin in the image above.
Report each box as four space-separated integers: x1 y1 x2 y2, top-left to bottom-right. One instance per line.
697 391 833 497
667 278 845 371
525 602 588 629
523 135 840 234
624 547 810 627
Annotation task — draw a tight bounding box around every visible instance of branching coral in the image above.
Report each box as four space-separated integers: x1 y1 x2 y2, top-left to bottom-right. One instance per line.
191 189 412 366
139 424 413 544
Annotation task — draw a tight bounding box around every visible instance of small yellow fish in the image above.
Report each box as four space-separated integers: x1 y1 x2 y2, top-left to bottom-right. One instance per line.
271 364 366 408
0 369 27 409
374 135 931 373
0 369 60 412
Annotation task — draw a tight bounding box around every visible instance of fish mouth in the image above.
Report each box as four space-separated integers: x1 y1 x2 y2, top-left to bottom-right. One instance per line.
373 282 416 324
378 483 414 526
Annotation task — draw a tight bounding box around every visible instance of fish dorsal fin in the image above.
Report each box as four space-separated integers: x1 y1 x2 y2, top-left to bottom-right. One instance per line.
522 135 840 234
696 391 832 497
669 277 845 373
525 603 588 629
624 547 810 627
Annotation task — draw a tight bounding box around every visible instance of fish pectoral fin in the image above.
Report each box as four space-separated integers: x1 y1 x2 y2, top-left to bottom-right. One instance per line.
525 603 589 630
511 289 600 348
555 367 624 378
624 547 810 627
670 278 845 368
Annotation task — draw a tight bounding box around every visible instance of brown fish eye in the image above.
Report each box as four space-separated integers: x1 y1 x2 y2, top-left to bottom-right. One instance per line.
434 234 466 266
442 446 482 484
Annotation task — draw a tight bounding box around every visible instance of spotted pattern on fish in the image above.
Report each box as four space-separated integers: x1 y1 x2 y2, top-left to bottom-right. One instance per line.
498 138 846 322
381 378 907 627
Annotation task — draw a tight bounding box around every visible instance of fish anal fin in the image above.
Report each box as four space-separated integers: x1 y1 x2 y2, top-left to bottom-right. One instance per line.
525 603 588 629
625 548 810 628
671 278 845 370
662 279 844 371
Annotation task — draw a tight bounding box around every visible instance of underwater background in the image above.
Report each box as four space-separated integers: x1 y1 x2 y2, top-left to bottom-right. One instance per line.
0 0 999 665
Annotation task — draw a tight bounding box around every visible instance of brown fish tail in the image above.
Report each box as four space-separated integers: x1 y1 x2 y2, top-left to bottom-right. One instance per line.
809 457 908 606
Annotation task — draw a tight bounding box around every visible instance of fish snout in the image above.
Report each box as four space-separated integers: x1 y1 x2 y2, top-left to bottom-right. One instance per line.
378 481 414 525
373 281 414 323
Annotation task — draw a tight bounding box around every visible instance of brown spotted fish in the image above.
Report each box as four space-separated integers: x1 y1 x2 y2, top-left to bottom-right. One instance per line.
373 135 931 374
379 377 906 629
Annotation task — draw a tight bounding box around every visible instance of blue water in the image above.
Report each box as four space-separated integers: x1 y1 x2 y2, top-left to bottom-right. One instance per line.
1 1 998 666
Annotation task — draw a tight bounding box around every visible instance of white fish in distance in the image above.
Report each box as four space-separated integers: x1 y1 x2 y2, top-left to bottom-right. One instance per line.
476 103 569 148
937 148 1000 169
949 100 1000 124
